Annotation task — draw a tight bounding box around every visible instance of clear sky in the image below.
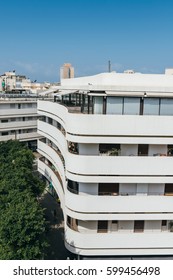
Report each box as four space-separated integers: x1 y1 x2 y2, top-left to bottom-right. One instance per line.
0 0 173 82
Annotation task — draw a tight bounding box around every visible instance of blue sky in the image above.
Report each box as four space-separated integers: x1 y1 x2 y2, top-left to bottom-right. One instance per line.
0 0 173 82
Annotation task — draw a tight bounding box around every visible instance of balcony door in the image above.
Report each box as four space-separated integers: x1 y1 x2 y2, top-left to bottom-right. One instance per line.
138 144 148 156
165 184 173 195
134 220 144 232
98 183 119 195
97 221 108 233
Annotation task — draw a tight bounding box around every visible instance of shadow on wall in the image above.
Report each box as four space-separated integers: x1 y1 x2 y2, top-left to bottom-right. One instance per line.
39 191 72 260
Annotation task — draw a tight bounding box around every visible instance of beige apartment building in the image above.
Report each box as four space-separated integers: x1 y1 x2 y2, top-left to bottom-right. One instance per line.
60 63 74 80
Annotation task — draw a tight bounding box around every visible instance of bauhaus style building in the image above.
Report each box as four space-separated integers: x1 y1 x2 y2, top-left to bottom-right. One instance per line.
37 71 173 258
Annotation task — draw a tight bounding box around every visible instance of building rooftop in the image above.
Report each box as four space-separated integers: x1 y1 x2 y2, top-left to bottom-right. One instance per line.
59 72 173 96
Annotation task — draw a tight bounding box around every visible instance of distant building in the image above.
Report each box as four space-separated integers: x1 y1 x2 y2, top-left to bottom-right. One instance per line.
0 71 50 94
0 71 54 148
0 95 39 149
0 71 16 92
60 63 74 81
165 68 173 75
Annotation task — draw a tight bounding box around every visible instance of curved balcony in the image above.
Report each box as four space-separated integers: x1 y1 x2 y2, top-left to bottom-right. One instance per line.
38 100 173 139
38 158 65 208
65 228 173 256
65 191 173 216
66 171 173 184
38 120 67 158
66 153 173 176
37 140 66 186
38 101 67 128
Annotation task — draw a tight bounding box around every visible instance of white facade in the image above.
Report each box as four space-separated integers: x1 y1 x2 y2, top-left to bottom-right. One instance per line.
0 97 40 145
37 72 173 258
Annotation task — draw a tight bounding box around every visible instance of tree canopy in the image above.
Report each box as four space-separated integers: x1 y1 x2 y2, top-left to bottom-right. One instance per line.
0 140 48 259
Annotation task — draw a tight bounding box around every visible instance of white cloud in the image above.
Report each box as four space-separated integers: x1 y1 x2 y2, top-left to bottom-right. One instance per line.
14 61 40 74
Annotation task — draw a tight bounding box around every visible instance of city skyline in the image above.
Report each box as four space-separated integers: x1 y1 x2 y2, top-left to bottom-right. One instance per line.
1 0 173 82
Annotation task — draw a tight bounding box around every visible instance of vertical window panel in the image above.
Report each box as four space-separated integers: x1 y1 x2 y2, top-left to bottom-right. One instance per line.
107 97 123 115
123 98 140 115
93 97 103 114
160 99 173 115
143 98 159 115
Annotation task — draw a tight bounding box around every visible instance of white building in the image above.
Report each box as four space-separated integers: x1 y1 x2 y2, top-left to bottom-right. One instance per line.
0 95 39 149
0 71 50 94
0 91 55 149
37 71 173 258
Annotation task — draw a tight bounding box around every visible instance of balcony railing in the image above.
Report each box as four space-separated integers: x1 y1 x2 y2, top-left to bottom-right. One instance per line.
39 138 65 168
98 192 171 196
68 142 173 158
40 117 66 137
67 185 79 194
39 156 64 189
98 192 119 196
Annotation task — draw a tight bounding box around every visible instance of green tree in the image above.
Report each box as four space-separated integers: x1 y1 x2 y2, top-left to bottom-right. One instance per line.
0 190 48 260
0 140 48 259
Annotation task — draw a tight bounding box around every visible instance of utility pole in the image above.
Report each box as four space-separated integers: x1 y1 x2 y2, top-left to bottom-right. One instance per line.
108 60 111 73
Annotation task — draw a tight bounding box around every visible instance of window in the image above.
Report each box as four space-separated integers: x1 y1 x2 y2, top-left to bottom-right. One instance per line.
10 104 15 109
48 117 52 125
111 220 118 231
97 221 108 233
168 145 173 156
134 220 144 232
93 97 103 114
160 99 173 116
162 220 167 231
143 98 159 115
99 143 120 155
66 216 78 231
56 122 61 130
165 184 173 195
162 220 167 227
98 183 119 195
67 216 71 226
1 119 8 123
1 132 8 136
107 97 123 115
28 116 34 121
123 97 140 115
67 180 79 194
138 144 148 156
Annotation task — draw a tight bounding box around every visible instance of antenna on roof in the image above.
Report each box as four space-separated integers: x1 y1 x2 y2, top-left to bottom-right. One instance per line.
108 60 111 73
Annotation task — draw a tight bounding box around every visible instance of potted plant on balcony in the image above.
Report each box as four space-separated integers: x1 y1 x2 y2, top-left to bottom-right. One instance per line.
109 148 120 156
